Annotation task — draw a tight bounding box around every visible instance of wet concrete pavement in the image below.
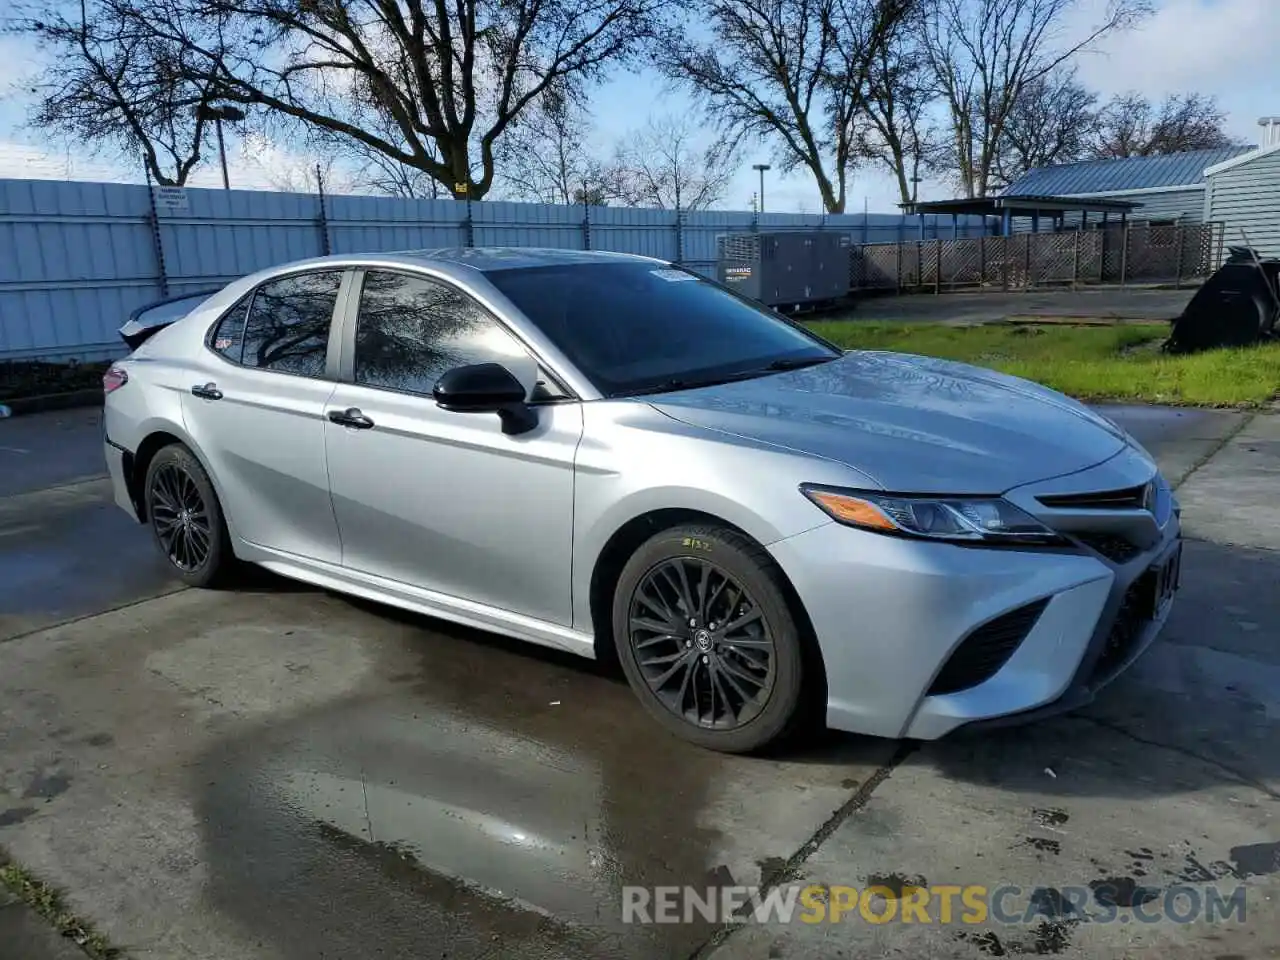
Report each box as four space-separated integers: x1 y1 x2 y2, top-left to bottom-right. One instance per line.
1 404 1278 959
0 409 112 498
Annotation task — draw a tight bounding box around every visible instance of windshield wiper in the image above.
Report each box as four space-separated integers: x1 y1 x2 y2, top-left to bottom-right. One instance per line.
762 355 838 371
622 355 838 398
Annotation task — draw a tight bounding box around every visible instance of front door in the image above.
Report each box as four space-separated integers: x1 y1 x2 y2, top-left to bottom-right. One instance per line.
324 269 581 625
181 269 346 564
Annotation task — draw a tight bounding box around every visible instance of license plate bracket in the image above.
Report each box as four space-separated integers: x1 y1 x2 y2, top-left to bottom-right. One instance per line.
1142 540 1182 620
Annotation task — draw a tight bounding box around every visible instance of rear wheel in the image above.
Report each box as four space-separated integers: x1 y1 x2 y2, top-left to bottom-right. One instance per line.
612 524 809 753
144 444 235 588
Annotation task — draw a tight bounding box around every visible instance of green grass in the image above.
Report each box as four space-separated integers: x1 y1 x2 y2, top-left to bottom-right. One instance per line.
0 859 121 958
807 321 1280 407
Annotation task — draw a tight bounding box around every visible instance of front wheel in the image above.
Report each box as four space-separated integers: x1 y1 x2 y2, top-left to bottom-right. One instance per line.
144 444 235 588
612 524 810 753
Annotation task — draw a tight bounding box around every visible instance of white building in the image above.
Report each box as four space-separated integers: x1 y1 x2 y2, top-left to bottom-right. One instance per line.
1203 118 1280 259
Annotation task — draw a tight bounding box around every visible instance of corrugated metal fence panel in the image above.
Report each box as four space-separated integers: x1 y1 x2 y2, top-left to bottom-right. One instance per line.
591 205 681 263
0 181 161 359
328 195 467 253
161 188 325 284
0 178 993 361
475 200 586 250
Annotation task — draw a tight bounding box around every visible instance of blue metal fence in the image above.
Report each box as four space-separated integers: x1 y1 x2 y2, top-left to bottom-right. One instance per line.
0 178 990 362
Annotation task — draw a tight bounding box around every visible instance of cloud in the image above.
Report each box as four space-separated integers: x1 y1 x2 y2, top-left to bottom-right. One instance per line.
1067 0 1280 141
0 139 137 182
0 130 346 193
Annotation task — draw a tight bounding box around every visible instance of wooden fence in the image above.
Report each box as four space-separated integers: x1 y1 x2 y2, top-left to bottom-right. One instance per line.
850 221 1223 292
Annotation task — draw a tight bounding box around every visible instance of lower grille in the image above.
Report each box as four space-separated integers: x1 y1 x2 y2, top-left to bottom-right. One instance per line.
1075 532 1142 564
1091 576 1155 681
929 599 1050 695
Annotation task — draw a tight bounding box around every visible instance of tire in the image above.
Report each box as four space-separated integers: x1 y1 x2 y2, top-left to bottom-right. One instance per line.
143 443 236 588
612 523 810 754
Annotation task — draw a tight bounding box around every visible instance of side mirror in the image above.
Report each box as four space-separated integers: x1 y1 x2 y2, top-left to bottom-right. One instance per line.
433 362 538 435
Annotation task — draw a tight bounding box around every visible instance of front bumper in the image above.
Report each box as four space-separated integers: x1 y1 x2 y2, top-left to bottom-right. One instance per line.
770 456 1180 741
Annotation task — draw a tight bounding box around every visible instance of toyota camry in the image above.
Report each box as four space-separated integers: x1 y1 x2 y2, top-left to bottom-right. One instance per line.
102 248 1181 753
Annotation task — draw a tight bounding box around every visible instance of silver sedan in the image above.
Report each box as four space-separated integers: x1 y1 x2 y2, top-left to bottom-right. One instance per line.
102 249 1182 752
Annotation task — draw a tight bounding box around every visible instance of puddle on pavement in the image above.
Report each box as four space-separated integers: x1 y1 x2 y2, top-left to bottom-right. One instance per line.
190 616 825 960
0 500 175 622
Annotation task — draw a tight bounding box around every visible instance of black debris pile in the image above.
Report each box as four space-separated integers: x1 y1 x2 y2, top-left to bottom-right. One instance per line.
1165 246 1280 353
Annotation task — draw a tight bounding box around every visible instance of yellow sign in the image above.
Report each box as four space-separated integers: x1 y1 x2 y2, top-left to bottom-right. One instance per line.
454 182 468 195
800 885 988 924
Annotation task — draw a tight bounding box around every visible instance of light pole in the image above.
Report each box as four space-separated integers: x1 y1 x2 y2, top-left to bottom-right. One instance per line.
752 163 771 214
197 103 246 190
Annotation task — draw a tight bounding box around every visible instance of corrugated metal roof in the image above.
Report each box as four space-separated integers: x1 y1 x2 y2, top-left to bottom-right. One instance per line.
1004 146 1255 197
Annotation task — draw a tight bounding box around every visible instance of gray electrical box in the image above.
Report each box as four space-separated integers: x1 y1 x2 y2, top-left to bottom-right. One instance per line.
716 231 851 308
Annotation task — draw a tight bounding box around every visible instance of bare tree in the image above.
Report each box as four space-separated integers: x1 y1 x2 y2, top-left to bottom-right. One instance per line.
306 114 445 199
236 134 350 194
15 0 226 184
344 144 444 200
612 114 737 210
857 3 943 204
656 0 913 213
495 93 618 205
1091 92 1240 159
60 0 667 200
993 68 1097 188
921 0 1151 198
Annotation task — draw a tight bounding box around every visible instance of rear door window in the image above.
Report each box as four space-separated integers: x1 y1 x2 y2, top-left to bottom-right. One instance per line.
240 271 343 377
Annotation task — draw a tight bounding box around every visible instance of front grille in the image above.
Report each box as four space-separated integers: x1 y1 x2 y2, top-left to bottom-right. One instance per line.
1075 532 1142 564
1091 575 1155 681
929 599 1050 695
1038 484 1148 510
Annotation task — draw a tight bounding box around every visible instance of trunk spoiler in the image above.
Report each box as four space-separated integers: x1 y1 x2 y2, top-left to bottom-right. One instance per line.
119 289 223 351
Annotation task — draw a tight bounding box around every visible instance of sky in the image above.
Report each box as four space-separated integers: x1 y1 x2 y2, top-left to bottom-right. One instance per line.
0 0 1277 214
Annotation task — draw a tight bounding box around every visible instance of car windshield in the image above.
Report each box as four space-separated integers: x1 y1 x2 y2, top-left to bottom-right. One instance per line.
483 262 840 397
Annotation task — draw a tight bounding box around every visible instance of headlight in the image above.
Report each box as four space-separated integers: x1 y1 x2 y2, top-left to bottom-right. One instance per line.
800 484 1067 545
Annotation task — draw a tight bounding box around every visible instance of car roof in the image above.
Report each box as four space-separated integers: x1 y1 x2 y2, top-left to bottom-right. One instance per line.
235 247 665 287
399 247 661 271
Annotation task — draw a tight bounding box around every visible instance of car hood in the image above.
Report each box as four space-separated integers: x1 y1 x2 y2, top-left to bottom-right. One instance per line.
647 351 1129 493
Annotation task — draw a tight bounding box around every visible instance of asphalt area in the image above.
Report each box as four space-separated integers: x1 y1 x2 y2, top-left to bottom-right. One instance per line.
848 288 1194 324
1 405 1278 960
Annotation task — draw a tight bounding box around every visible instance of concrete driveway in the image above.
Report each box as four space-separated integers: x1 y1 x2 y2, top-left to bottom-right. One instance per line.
1 406 1277 960
848 288 1195 325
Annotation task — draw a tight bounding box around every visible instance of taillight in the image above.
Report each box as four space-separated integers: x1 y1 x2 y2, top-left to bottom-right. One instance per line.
103 365 129 394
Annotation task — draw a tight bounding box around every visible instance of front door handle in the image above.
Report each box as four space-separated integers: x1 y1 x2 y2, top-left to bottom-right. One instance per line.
327 407 375 430
191 382 223 400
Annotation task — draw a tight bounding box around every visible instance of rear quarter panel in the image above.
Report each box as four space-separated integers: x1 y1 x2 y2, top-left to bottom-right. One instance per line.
103 306 240 525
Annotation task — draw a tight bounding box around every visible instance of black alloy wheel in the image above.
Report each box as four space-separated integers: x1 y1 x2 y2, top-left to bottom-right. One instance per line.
149 460 213 571
628 557 777 729
612 524 811 753
144 443 234 588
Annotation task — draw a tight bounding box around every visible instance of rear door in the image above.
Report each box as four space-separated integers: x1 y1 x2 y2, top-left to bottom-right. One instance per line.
323 268 582 625
181 269 349 564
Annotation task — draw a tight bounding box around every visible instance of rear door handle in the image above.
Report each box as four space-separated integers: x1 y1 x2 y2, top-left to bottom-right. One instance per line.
191 383 223 400
327 407 375 430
